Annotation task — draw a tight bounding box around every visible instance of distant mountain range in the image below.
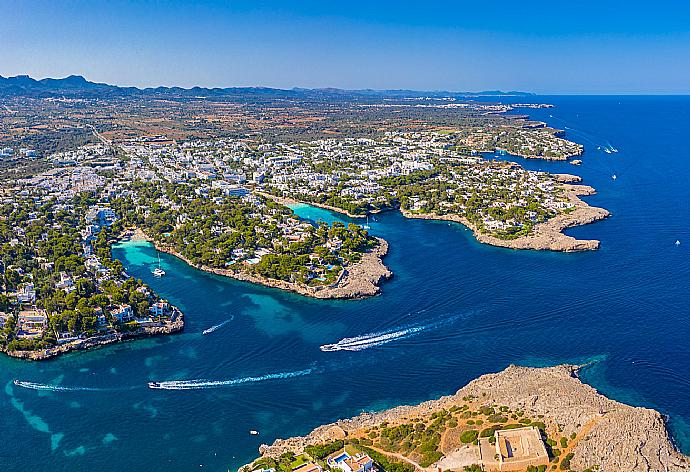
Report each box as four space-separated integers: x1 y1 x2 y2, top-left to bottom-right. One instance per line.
0 74 534 100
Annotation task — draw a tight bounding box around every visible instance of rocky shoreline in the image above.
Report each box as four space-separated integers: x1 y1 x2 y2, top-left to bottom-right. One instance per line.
1 314 184 361
125 229 392 300
402 182 610 252
253 364 689 472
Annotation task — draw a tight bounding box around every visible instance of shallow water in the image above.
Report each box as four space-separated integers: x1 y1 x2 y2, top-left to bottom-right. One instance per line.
2 96 690 471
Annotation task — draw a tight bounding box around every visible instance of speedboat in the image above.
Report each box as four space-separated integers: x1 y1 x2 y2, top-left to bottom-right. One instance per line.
249 430 259 436
13 379 20 386
148 381 161 389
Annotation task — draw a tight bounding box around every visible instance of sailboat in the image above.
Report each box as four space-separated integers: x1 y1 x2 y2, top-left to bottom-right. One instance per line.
152 251 166 277
361 215 371 230
611 174 617 180
675 240 681 246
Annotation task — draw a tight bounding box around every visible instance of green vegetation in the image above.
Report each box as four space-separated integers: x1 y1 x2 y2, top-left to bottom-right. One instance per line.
357 445 414 472
0 192 175 352
114 182 377 286
304 440 344 460
559 452 575 470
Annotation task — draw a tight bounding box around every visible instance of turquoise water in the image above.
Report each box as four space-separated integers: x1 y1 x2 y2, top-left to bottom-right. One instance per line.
2 96 690 471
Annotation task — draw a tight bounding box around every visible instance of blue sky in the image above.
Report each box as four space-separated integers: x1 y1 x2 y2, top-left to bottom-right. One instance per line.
2 0 690 93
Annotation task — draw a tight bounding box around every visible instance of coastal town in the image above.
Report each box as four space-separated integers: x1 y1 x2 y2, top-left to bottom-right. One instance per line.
3 3 690 472
0 173 184 359
0 108 611 359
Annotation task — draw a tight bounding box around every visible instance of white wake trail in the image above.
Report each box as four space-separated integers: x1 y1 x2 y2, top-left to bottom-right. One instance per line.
320 325 426 352
13 380 105 392
202 316 234 335
149 368 313 390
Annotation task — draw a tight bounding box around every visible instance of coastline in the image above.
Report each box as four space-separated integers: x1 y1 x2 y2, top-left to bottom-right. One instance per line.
1 313 184 361
124 229 392 300
249 364 689 472
402 182 610 252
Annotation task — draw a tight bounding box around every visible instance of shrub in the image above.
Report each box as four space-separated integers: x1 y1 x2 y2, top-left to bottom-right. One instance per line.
358 446 414 472
460 430 479 444
560 437 568 448
304 440 343 460
487 414 508 423
560 453 575 470
419 451 443 467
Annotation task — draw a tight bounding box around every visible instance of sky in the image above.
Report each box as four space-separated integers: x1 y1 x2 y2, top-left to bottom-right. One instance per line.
1 0 690 94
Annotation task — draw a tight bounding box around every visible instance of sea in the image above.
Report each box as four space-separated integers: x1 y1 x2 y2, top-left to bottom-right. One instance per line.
2 96 689 471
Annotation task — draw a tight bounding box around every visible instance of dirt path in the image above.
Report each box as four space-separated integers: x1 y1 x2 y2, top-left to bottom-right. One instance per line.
365 444 430 472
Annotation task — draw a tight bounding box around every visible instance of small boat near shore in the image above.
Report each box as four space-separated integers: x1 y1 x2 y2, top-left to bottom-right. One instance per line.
152 251 166 277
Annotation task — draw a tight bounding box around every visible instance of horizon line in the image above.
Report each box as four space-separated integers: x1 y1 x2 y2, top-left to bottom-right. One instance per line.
2 73 690 96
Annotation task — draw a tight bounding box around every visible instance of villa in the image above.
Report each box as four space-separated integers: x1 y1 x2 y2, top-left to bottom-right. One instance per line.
110 304 134 323
16 309 48 338
327 450 375 472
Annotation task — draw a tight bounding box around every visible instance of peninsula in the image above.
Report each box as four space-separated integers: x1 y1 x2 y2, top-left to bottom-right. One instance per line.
245 365 689 472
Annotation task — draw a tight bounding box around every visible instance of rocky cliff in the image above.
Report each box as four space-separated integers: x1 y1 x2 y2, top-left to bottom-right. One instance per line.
257 365 688 472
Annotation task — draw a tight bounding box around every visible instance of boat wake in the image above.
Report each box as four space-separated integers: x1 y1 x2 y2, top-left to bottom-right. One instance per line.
13 380 106 392
148 368 313 390
202 316 234 335
320 325 426 352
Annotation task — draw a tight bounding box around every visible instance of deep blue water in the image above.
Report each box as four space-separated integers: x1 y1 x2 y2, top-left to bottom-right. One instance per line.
2 96 690 471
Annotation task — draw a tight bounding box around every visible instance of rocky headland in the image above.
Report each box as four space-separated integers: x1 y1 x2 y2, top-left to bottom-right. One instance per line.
126 229 392 300
252 364 689 472
403 181 609 252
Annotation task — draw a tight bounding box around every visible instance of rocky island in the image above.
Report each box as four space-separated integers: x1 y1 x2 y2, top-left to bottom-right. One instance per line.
246 365 689 472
